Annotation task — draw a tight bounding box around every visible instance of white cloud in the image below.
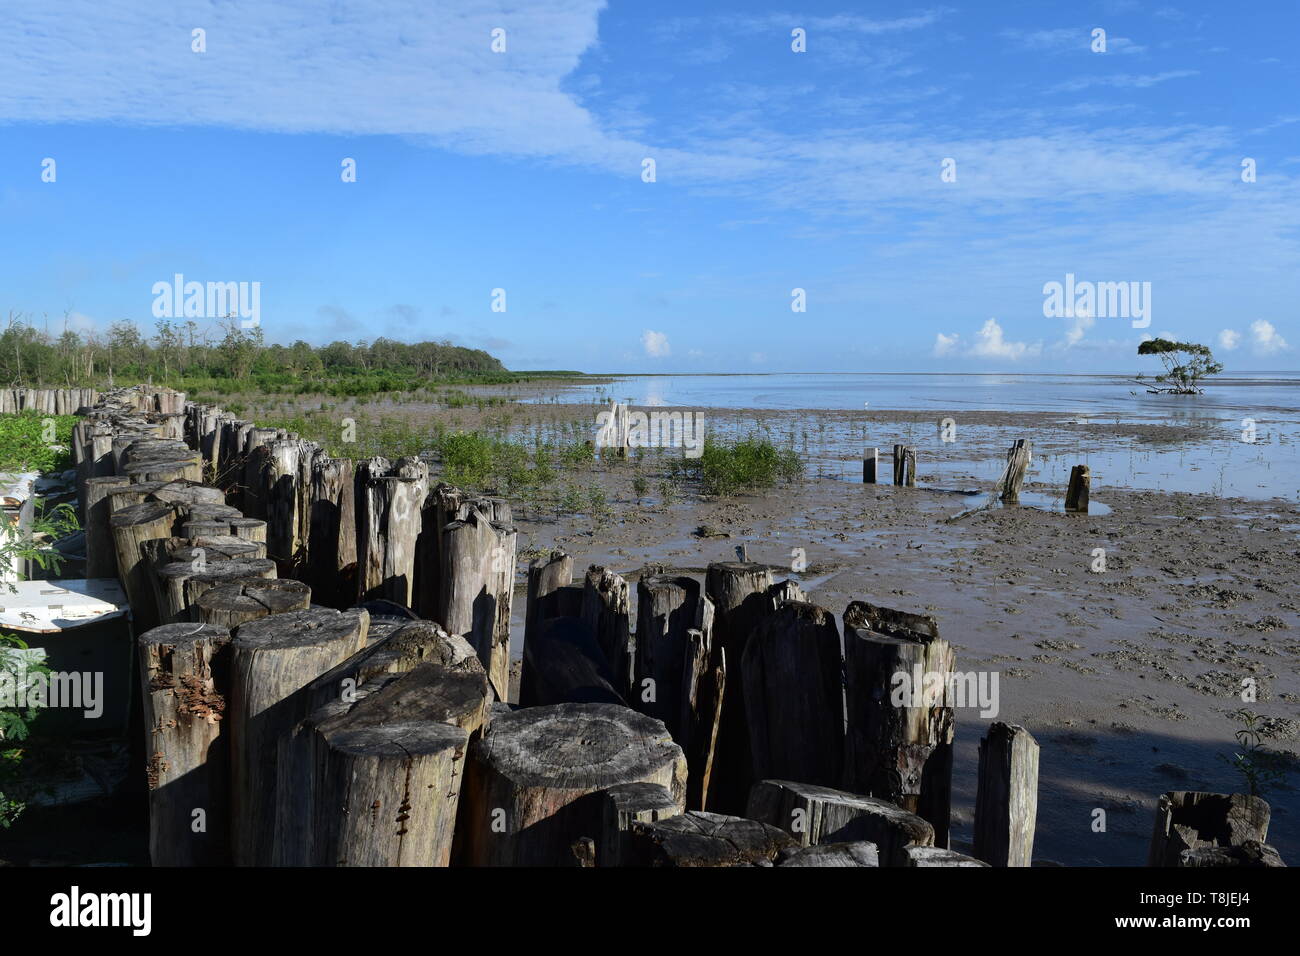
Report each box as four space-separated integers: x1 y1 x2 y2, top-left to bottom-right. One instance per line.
641 329 670 357
1217 328 1240 351
932 331 959 356
1250 320 1289 356
1064 312 1095 346
933 320 1040 361
971 318 1040 360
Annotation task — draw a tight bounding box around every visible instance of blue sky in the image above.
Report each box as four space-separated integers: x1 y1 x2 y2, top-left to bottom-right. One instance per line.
0 0 1296 373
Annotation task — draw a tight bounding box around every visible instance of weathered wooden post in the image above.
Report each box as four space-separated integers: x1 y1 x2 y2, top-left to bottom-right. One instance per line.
625 812 796 866
281 642 490 867
84 476 133 577
111 501 179 632
741 601 844 789
1065 464 1090 513
999 439 1032 500
138 622 234 866
599 782 681 867
581 566 632 698
525 550 573 651
893 444 916 486
863 447 878 484
520 616 625 707
704 561 774 814
356 457 429 607
228 607 369 866
441 506 516 700
306 455 356 605
156 557 277 624
679 631 725 811
842 600 955 847
635 573 708 741
974 722 1039 867
460 702 686 866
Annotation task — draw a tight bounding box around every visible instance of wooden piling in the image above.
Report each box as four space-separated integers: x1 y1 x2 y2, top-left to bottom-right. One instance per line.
460 702 686 866
138 622 234 866
841 600 955 846
999 439 1032 500
893 444 916 486
741 601 844 789
1065 464 1090 513
228 607 369 866
974 721 1039 867
863 447 878 484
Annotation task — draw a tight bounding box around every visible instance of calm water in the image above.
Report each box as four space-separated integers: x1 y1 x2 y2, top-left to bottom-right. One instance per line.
528 373 1300 502
553 371 1300 419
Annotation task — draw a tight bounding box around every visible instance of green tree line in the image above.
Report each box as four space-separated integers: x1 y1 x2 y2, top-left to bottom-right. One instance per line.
0 312 535 395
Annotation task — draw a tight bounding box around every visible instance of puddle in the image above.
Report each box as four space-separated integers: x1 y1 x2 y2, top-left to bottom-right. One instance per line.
948 490 1112 520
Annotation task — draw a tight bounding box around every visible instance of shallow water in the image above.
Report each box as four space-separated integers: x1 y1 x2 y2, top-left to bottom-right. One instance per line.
530 372 1300 501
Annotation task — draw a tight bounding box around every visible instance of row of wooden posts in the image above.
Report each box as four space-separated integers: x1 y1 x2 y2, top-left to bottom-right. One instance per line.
864 439 1091 512
65 385 1280 866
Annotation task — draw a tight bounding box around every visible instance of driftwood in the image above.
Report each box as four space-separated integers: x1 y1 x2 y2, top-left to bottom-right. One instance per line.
138 622 233 866
460 702 686 866
902 846 989 867
306 455 356 606
524 550 574 651
155 557 277 625
84 476 134 578
841 600 955 846
228 607 370 865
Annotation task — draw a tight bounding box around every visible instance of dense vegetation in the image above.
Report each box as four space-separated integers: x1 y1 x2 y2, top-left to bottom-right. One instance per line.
0 413 77 473
0 314 577 396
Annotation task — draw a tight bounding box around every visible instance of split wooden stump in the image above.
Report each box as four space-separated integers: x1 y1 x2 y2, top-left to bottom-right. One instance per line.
1148 791 1271 867
625 811 796 867
747 779 934 866
196 578 312 629
461 702 686 866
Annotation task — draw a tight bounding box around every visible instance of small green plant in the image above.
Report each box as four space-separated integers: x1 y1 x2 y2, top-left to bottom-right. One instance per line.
1220 709 1289 797
678 435 803 497
632 471 649 503
0 500 79 827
